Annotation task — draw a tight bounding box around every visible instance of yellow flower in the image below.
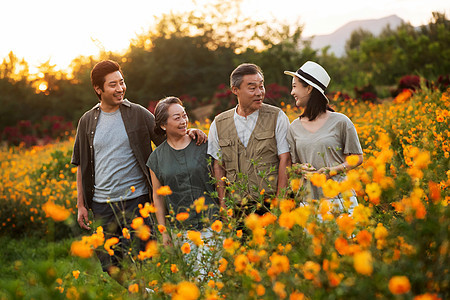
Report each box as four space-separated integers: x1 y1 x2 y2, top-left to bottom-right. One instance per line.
211 220 223 233
187 230 204 246
303 261 321 280
70 240 93 258
130 186 135 193
322 179 341 198
365 182 381 205
346 155 360 166
290 178 301 192
353 250 373 276
181 242 191 254
42 201 70 222
374 223 388 239
72 270 80 279
236 229 243 238
139 202 156 218
157 185 172 196
193 197 207 213
279 212 296 229
131 217 144 229
388 276 411 295
122 228 130 239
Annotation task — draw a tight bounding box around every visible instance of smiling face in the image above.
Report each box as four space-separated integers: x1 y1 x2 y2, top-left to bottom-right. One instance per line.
291 76 312 108
232 73 265 116
95 71 126 112
164 103 188 138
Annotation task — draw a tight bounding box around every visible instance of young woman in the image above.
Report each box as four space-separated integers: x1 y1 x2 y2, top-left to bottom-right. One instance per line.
146 97 219 246
284 61 363 213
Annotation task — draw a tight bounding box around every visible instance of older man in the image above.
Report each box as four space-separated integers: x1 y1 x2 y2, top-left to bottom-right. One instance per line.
208 63 291 215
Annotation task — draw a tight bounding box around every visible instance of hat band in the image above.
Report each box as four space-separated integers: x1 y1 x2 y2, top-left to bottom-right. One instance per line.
296 69 326 91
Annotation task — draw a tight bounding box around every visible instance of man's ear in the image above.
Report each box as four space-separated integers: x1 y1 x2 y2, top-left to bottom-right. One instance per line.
231 86 239 95
94 85 102 95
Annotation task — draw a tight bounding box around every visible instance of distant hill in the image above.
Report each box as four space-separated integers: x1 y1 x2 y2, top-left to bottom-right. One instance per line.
309 15 404 57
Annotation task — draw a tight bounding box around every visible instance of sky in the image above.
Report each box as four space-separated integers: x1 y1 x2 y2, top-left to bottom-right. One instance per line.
1 0 448 73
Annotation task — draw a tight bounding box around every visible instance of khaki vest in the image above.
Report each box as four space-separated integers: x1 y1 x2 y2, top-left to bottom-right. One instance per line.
215 104 280 200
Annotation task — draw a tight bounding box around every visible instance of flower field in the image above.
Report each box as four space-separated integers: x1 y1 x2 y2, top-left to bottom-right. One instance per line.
0 87 449 299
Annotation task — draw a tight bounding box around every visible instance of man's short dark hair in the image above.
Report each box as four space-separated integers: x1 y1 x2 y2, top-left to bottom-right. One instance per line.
230 63 264 89
90 60 123 100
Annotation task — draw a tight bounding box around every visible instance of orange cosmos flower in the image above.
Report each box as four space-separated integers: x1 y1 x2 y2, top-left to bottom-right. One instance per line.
256 284 265 296
303 261 321 280
137 225 151 241
130 186 136 193
336 214 355 237
171 264 179 273
104 237 119 256
70 240 94 258
356 230 372 248
187 230 203 246
310 173 327 187
234 254 249 273
365 182 381 205
273 281 287 299
334 237 349 255
374 223 388 239
42 201 70 222
131 217 144 229
157 186 172 196
72 270 80 279
353 250 373 276
279 199 296 213
236 230 243 238
139 202 156 218
173 281 200 300
128 283 139 293
137 240 158 260
218 258 228 273
122 228 130 239
181 242 191 254
279 212 295 229
176 212 190 222
413 293 441 300
211 220 223 232
158 224 166 233
388 276 411 295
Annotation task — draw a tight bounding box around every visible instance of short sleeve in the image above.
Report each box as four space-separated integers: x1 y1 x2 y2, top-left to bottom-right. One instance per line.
207 120 221 160
287 125 300 164
275 110 290 155
146 150 161 183
342 118 363 155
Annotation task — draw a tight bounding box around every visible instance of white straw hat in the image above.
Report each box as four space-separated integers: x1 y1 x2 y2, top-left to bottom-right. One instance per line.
284 61 331 103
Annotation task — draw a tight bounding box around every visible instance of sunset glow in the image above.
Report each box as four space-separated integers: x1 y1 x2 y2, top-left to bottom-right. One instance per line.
2 0 448 73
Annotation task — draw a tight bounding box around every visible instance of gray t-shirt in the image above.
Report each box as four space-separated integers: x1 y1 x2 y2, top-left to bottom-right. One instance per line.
93 109 147 202
287 112 363 199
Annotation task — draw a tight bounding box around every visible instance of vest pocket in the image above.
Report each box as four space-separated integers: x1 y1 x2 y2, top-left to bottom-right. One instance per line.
254 131 277 159
218 139 235 162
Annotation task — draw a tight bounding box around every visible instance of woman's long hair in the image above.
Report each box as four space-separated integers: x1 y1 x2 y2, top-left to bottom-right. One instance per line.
298 78 334 121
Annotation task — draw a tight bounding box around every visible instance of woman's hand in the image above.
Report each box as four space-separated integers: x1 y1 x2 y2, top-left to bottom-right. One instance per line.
162 232 172 247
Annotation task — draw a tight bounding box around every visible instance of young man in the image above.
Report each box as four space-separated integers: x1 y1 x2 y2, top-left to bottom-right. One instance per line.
208 63 291 214
71 60 205 283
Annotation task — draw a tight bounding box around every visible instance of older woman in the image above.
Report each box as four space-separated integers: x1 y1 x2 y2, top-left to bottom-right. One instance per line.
284 61 363 214
146 97 219 246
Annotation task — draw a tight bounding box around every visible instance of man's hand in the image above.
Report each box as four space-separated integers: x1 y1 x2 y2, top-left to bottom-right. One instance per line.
77 206 91 230
187 128 207 145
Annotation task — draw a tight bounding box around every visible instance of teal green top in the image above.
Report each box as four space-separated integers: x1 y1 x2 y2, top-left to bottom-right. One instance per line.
147 140 218 230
